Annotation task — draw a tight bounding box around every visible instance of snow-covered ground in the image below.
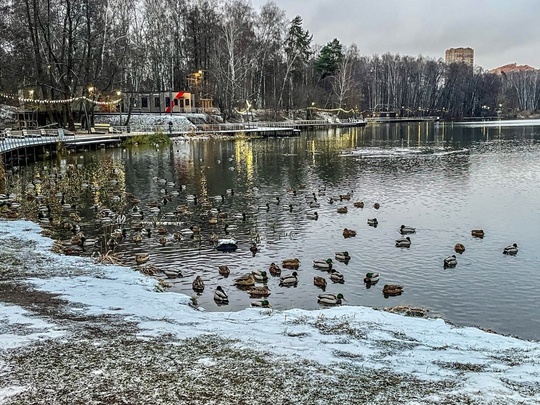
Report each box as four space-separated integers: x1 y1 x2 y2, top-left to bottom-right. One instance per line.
0 219 539 404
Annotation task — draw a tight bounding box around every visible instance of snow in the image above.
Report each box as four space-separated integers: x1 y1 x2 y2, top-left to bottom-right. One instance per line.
1 219 540 403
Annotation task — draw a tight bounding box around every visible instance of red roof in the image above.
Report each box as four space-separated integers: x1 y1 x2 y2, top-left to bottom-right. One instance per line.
489 63 537 75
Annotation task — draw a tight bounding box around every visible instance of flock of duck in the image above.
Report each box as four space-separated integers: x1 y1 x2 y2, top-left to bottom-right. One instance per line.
0 157 521 312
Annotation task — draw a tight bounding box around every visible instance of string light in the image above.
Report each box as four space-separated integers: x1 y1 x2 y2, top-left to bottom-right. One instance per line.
0 92 121 106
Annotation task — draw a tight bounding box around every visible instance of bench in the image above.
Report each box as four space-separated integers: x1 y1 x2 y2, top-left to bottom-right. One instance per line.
90 127 106 134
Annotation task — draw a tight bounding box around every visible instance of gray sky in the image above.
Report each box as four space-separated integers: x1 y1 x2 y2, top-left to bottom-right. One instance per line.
251 0 540 70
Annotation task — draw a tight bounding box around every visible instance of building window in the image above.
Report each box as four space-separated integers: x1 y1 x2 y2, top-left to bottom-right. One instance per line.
179 99 184 108
154 97 160 108
186 99 190 106
141 97 148 108
165 97 170 107
174 98 178 106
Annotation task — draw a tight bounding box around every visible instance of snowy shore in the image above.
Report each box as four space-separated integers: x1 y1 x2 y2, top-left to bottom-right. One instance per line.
0 219 539 404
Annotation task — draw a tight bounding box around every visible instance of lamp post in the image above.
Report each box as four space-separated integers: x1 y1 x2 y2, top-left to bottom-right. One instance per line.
116 90 122 127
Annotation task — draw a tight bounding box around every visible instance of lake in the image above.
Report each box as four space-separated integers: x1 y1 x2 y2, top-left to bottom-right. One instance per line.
3 120 540 341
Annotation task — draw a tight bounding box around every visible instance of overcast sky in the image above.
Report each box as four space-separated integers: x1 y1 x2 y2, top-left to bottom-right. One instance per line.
251 0 540 70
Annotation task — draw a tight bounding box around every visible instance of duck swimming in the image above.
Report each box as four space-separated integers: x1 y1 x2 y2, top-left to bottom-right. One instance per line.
313 276 327 289
251 299 272 308
218 265 230 277
279 272 298 286
367 218 378 227
234 274 256 287
317 293 345 305
251 270 268 283
329 269 344 283
248 286 271 297
395 236 411 248
399 225 416 234
334 251 350 262
342 228 356 238
454 243 465 253
364 272 380 284
192 276 205 292
313 258 333 270
382 284 403 296
282 258 300 269
268 262 282 276
213 286 229 303
503 243 518 255
444 255 458 268
471 229 485 238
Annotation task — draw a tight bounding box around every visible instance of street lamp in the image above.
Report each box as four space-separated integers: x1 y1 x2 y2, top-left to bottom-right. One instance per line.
116 90 122 127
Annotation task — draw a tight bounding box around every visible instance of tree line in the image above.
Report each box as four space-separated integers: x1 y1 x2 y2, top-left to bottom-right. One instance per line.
0 0 539 128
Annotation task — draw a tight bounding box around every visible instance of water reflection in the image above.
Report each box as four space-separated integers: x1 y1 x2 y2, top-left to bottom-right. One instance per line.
3 121 540 340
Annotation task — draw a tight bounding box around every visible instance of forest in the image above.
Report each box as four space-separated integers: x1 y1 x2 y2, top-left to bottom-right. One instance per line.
0 0 539 127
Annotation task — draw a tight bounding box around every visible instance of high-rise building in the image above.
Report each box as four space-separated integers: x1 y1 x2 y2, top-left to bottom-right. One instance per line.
445 47 474 66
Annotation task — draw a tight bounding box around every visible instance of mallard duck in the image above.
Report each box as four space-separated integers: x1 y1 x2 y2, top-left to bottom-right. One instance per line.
268 262 282 276
208 217 218 225
234 274 256 287
218 265 230 277
342 228 356 238
334 251 350 262
317 293 345 305
453 243 465 253
282 258 300 269
364 272 380 284
471 229 485 238
395 236 411 248
214 286 229 303
250 243 259 256
339 193 352 201
251 270 268 283
132 232 143 243
192 276 205 292
367 218 378 227
163 269 183 279
251 299 271 308
135 253 150 265
382 284 403 296
313 276 327 289
248 285 271 297
373 203 380 210
157 226 168 235
444 255 458 268
158 236 167 246
309 201 320 208
306 211 319 220
503 243 518 255
353 201 364 208
279 271 298 286
337 206 348 214
329 269 344 283
399 225 416 234
313 258 333 270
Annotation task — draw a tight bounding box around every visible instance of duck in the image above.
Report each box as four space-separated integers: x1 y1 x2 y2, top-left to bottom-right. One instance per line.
234 274 256 287
373 203 380 210
251 299 272 308
313 258 333 270
471 229 485 238
454 243 466 254
329 269 345 283
251 270 268 283
367 218 378 227
353 201 364 208
399 225 416 234
337 206 348 214
306 211 319 220
213 286 229 303
132 232 143 243
334 251 350 262
135 253 150 265
342 228 356 238
395 236 411 248
503 243 518 255
279 271 299 286
208 217 218 225
218 265 230 277
444 255 458 268
158 236 167 246
250 243 259 256
317 293 345 305
313 276 327 289
309 201 320 208
339 193 352 201
192 276 205 292
163 269 183 279
382 284 404 296
268 262 282 276
282 258 300 269
248 286 271 297
364 272 380 284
